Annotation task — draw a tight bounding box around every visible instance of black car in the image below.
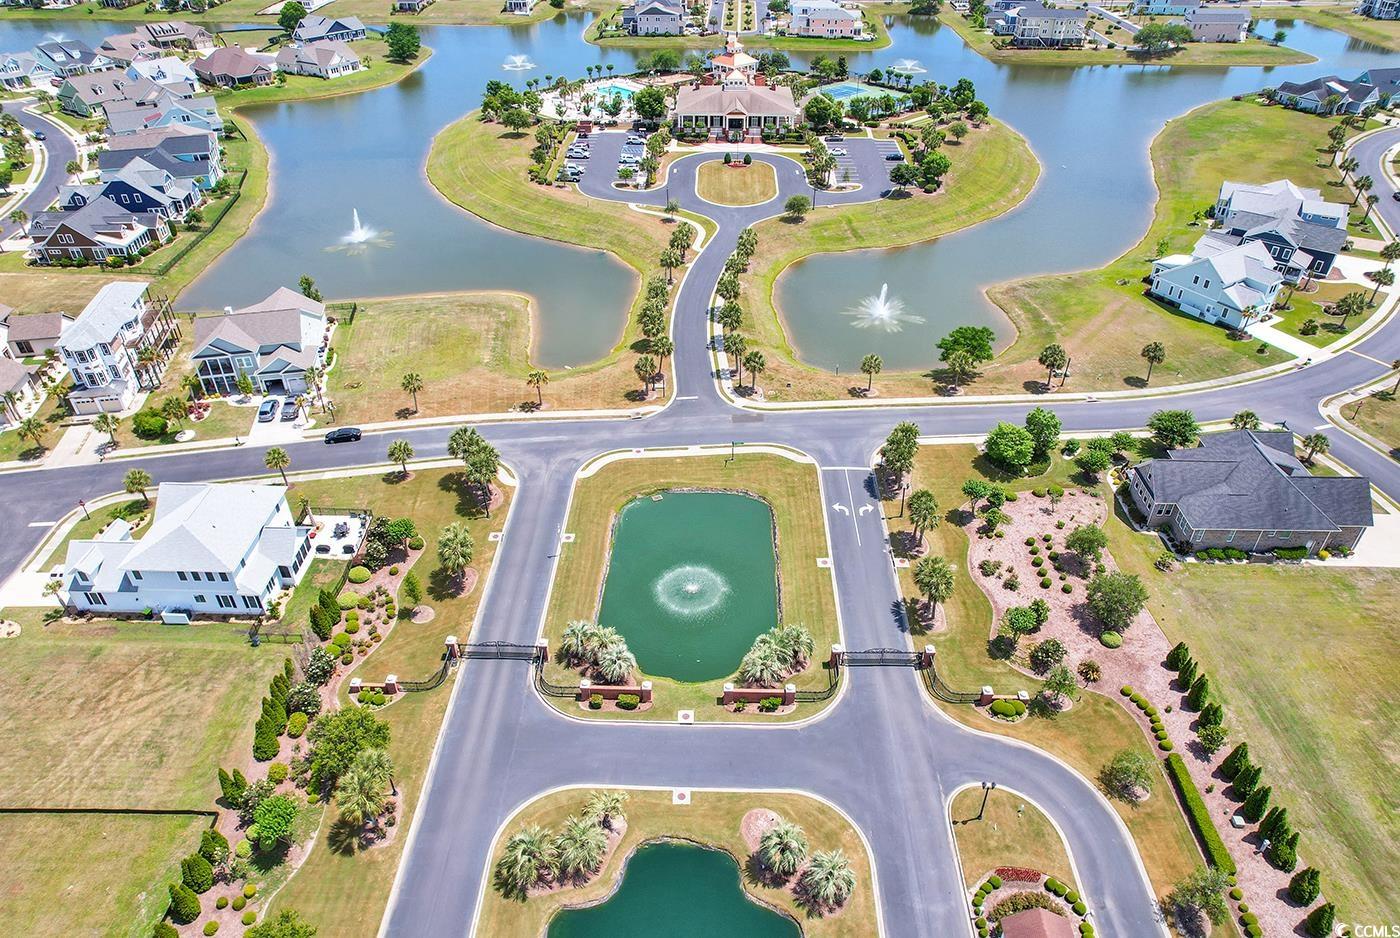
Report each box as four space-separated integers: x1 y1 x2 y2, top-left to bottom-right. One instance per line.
884 152 905 161
324 427 362 444
1391 191 1400 202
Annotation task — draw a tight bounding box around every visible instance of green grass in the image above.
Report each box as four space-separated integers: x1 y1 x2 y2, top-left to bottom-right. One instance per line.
696 159 779 207
36 496 149 571
950 787 1076 890
986 97 1371 393
0 382 68 463
541 452 840 721
1349 387 1400 454
475 788 877 936
1269 281 1367 350
937 9 1315 65
0 0 602 24
1107 496 1400 921
738 119 1040 402
204 40 430 109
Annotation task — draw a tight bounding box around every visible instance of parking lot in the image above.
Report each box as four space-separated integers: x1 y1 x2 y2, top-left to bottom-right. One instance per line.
822 135 901 193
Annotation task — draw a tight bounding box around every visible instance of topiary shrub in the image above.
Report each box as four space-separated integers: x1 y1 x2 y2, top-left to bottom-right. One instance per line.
1158 740 1173 751
231 895 246 911
1305 905 1336 938
344 621 360 635
216 896 229 910
267 762 288 784
234 840 252 860
243 883 257 899
168 882 200 924
1044 878 1062 893
1289 867 1320 905
1072 901 1087 915
1099 631 1122 649
242 910 257 926
287 711 308 738
182 852 214 893
131 409 169 439
155 923 179 938
337 592 361 610
348 566 371 584
988 875 1002 889
203 922 220 936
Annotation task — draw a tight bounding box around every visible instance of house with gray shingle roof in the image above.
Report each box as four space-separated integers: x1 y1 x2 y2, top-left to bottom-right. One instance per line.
33 40 116 78
1128 429 1374 555
63 481 314 616
0 52 55 91
193 46 277 88
1213 179 1349 281
3 310 72 358
1274 75 1379 114
191 287 327 397
27 197 171 267
101 126 223 189
57 73 163 118
291 14 367 44
105 90 221 136
275 41 363 79
59 157 201 220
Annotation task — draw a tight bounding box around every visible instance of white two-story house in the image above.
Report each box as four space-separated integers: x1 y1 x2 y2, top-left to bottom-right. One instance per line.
57 280 178 414
1148 234 1283 330
63 482 314 616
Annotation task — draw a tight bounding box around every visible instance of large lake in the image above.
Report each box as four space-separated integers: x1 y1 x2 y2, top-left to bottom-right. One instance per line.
2 14 1395 369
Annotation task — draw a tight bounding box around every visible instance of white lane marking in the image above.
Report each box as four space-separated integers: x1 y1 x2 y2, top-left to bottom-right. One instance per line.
858 505 874 516
27 521 56 528
821 465 871 471
832 503 850 515
676 395 698 400
1314 423 1332 431
1348 348 1393 367
842 470 862 547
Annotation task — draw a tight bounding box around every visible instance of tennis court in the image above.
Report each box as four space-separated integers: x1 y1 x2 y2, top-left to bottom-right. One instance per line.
819 80 892 102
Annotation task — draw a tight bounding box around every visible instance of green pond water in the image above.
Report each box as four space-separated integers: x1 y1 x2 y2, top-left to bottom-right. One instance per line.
598 491 778 683
546 841 799 938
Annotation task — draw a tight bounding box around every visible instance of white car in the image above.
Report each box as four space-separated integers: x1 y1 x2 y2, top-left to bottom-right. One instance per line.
618 153 640 165
829 147 848 156
626 135 646 145
567 149 590 159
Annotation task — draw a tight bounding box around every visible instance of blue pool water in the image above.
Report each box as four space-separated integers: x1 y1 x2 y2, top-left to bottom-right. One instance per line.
595 82 636 100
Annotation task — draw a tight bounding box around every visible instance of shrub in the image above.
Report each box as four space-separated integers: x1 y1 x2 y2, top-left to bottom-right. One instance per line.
1241 784 1271 822
348 565 371 584
217 896 229 910
308 605 333 641
1061 583 1072 593
232 895 247 911
167 882 200 924
758 696 782 712
131 409 169 439
988 875 1002 889
1220 742 1250 781
252 721 279 762
286 712 309 739
408 535 425 550
1026 536 1036 545
1164 753 1235 873
991 890 1063 920
1030 638 1066 673
1274 546 1308 561
1158 740 1173 751
267 762 288 784
242 911 258 926
182 852 214 893
1305 903 1335 938
1099 631 1122 648
203 922 220 936
337 592 361 610
234 839 252 859
341 652 354 664
344 621 360 635
155 923 179 938
1039 577 1052 588
244 883 257 899
990 699 1024 719
305 647 336 685
1290 867 1321 905
1267 832 1299 872
588 693 603 710
616 693 640 710
1072 901 1086 915
1165 641 1190 670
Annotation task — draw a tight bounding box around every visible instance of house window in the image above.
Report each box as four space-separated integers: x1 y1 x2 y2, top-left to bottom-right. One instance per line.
1191 275 1199 285
1226 530 1235 542
218 572 229 581
177 570 187 580
88 592 107 606
216 594 236 609
1203 280 1210 289
241 595 261 609
1192 529 1203 542
131 570 142 580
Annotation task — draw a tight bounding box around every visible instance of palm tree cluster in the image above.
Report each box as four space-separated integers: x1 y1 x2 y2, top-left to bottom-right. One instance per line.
737 623 814 687
797 849 856 912
638 275 674 392
335 748 395 830
493 791 628 898
559 620 638 685
756 818 808 880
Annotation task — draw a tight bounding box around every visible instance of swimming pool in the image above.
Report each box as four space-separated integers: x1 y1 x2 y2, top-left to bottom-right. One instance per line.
594 82 636 100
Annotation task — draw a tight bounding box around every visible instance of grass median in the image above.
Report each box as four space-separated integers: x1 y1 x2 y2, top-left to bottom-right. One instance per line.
697 158 780 207
950 786 1077 891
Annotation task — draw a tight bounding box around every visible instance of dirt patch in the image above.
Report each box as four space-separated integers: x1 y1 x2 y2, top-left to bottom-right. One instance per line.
740 808 781 854
410 605 436 624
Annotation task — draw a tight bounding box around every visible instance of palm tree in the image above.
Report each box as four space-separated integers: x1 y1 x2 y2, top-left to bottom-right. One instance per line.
1038 343 1068 388
526 370 549 406
303 365 324 409
1353 174 1374 207
907 488 939 546
1140 341 1166 384
944 348 975 387
135 345 160 388
335 762 387 827
860 353 882 392
555 814 608 881
584 789 628 830
634 354 657 395
743 349 766 391
387 439 414 475
659 246 683 284
758 820 809 878
1339 155 1359 184
93 413 120 447
595 642 636 684
1381 241 1400 270
1302 432 1330 461
264 446 291 485
738 636 785 686
723 333 747 385
772 623 814 669
401 372 424 413
354 747 396 796
650 335 674 374
124 468 152 505
1392 358 1400 394
8 208 27 226
1370 267 1394 304
437 522 475 583
912 555 955 620
160 395 189 429
181 373 203 401
799 850 855 909
559 620 598 665
1230 410 1260 431
17 415 47 450
717 301 743 333
493 826 559 899
1 391 19 423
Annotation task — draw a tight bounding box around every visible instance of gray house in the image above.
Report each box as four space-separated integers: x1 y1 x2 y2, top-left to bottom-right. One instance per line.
1128 429 1374 555
291 14 368 43
101 126 223 189
191 287 328 396
1274 75 1380 114
627 0 686 34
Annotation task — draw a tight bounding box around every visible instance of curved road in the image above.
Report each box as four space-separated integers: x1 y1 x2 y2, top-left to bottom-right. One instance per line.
1 130 1397 936
0 99 76 241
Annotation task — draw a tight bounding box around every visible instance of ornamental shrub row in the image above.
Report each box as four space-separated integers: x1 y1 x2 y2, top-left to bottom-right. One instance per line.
1163 753 1236 874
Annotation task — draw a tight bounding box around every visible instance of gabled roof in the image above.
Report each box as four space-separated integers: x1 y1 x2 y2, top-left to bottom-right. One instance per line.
34 39 105 69
30 197 165 247
59 281 150 352
1276 75 1378 105
120 482 289 572
4 311 70 343
292 14 367 42
194 46 274 81
276 40 360 71
675 83 799 118
0 355 33 396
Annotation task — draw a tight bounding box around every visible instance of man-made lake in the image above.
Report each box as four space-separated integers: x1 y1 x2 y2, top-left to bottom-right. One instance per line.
2 15 1395 370
597 491 777 682
546 840 799 938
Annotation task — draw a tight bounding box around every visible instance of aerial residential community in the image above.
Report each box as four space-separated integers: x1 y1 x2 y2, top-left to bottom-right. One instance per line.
0 1 1397 937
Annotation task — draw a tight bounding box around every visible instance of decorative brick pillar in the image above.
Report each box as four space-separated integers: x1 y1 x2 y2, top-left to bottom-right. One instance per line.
782 683 795 707
921 645 936 669
722 682 736 705
828 643 845 670
535 638 549 662
349 677 362 696
578 678 592 702
979 685 995 706
444 635 459 660
383 674 398 695
639 680 653 704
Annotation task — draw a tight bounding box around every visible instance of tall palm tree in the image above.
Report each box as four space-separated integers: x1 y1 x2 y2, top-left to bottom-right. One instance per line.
135 345 160 389
160 395 189 429
650 335 674 374
401 372 424 413
93 412 120 447
1381 241 1400 270
387 439 414 475
758 820 809 878
555 814 608 881
907 488 939 546
1352 174 1373 207
738 635 785 686
595 642 636 685
860 353 882 392
559 620 597 665
634 354 657 395
304 365 324 409
799 850 855 909
124 468 152 505
1 390 18 423
659 246 683 284
743 349 766 391
354 747 396 796
335 763 387 827
772 623 814 669
584 790 628 831
493 826 559 899
1370 266 1394 304
912 555 955 620
1302 432 1330 461
526 370 549 406
437 522 475 582
181 373 203 401
1339 155 1359 184
723 333 747 386
1230 410 1260 431
17 415 46 449
264 446 291 485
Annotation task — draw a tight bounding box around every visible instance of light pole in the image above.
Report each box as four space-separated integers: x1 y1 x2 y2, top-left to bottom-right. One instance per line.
78 498 90 521
976 780 997 820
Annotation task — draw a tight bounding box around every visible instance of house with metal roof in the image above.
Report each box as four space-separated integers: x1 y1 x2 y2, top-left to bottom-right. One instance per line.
1128 429 1374 555
191 287 328 397
63 482 314 616
53 281 171 414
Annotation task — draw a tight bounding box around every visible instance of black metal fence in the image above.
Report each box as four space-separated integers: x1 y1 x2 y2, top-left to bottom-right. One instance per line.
922 667 982 704
843 647 922 668
534 658 579 699
794 664 841 702
459 641 540 661
399 659 451 693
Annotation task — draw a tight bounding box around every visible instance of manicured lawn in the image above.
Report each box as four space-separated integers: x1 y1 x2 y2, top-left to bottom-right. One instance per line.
1349 387 1400 455
2 811 209 938
427 113 684 398
541 452 840 721
985 98 1370 394
740 120 1040 402
0 381 68 463
937 9 1315 65
1259 4 1400 50
697 158 780 207
0 0 597 24
950 787 1076 891
0 261 121 314
37 496 150 572
326 292 652 421
266 467 510 934
889 444 1202 902
1269 280 1365 349
1107 498 1400 921
475 788 876 936
205 40 430 110
106 328 253 450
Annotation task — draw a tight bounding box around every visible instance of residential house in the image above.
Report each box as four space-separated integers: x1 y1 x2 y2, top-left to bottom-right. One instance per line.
0 355 39 430
105 90 222 136
1213 179 1349 281
999 908 1076 938
1354 0 1399 20
191 287 327 396
101 126 223 189
275 41 364 79
98 0 146 8
135 21 216 50
504 0 536 12
57 281 180 414
33 40 115 78
989 8 1021 34
62 481 315 616
28 197 171 266
1274 75 1379 114
193 46 277 88
627 0 686 35
393 0 436 12
0 52 55 91
1011 3 1087 47
97 31 161 66
1135 0 1197 14
127 56 200 90
1184 6 1250 42
59 158 201 221
1148 234 1283 328
1128 429 1374 555
57 73 163 118
789 0 865 38
3 311 71 358
291 14 368 43
1355 66 1400 100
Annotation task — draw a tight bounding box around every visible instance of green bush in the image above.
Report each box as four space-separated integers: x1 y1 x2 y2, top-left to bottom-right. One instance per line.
287 711 308 738
200 828 229 864
758 696 782 712
244 883 257 899
1061 583 1072 593
1099 631 1122 648
616 694 641 711
1120 685 1133 696
588 693 603 710
232 895 246 912
131 409 169 439
337 592 361 610
988 875 1002 889
252 720 279 762
182 852 214 893
1165 641 1190 670
1306 905 1336 938
1044 878 1062 893
1039 577 1052 588
1274 546 1308 561
203 922 219 936
348 565 371 584
1072 901 1087 915
234 839 252 859
341 652 354 664
1064 890 1080 904
344 621 360 635
1289 867 1321 905
1245 926 1262 938
267 762 288 784
1240 912 1258 926
989 699 1025 719
217 896 229 910
408 535 425 550
242 911 258 926
167 882 200 924
155 923 179 938
1238 901 1248 912
1158 740 1173 751
1164 753 1235 873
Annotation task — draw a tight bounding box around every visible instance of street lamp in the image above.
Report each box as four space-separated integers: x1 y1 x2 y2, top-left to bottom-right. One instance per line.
976 780 997 821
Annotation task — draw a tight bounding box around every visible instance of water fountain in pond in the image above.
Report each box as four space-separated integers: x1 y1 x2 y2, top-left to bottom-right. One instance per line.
843 283 925 332
889 58 928 74
653 564 730 619
503 54 537 71
328 208 393 254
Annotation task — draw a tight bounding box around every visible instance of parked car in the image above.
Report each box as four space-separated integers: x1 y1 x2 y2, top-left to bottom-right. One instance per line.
280 397 298 421
825 134 843 141
884 151 904 161
626 135 645 145
315 543 332 554
829 147 848 156
257 399 279 422
618 154 640 165
1392 191 1400 202
567 148 590 159
324 427 362 444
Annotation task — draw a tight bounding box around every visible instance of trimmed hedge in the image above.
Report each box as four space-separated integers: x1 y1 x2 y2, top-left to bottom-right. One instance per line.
348 565 371 584
1164 753 1236 874
1099 631 1122 649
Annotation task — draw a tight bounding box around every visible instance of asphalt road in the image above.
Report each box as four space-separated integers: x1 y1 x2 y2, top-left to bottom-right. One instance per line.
1 129 1397 937
0 99 75 242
